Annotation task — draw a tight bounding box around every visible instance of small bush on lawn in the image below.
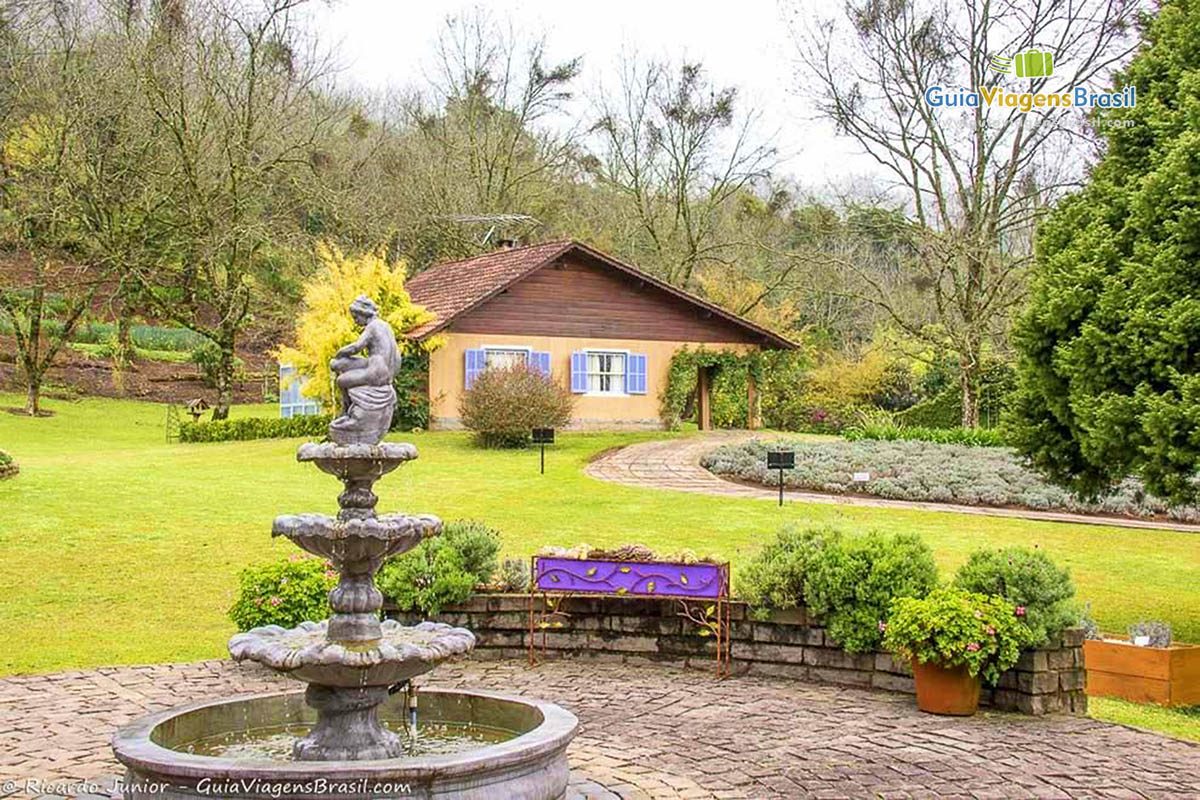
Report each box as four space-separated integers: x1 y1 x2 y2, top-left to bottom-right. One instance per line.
179 415 332 443
804 531 939 653
0 449 17 479
459 364 575 448
884 586 1034 686
952 546 1079 647
701 438 1199 521
844 424 1006 448
735 525 841 618
229 556 337 631
377 520 503 615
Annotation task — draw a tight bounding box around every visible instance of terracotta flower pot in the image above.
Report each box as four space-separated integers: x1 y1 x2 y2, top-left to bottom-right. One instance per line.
911 659 981 715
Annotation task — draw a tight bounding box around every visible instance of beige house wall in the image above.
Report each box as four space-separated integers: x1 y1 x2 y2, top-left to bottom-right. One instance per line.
428 331 753 430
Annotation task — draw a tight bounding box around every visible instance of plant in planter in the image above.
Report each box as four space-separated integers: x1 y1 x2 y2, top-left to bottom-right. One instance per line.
1084 619 1200 707
884 586 1034 715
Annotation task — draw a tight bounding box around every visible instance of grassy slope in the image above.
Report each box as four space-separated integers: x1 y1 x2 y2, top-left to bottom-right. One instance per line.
1 394 1199 678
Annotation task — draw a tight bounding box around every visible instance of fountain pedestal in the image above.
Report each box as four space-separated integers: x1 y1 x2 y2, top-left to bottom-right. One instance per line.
228 442 475 761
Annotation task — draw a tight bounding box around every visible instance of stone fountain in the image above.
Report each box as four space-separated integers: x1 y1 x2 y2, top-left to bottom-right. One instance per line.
112 296 577 799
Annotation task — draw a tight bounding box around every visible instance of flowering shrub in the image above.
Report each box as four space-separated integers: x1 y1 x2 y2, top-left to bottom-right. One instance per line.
275 243 438 407
701 438 1199 521
228 556 337 631
458 364 575 448
884 587 1035 686
803 531 939 653
953 546 1079 647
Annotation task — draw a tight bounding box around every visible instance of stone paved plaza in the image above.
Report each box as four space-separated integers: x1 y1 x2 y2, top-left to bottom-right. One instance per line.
1 658 1198 799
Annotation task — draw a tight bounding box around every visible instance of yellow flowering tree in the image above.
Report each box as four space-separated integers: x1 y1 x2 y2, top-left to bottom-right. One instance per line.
276 244 440 408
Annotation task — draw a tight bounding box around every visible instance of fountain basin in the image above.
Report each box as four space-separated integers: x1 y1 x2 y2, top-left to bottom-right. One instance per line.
112 688 578 800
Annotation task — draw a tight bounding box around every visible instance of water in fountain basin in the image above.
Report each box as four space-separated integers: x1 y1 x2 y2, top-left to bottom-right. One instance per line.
181 719 517 760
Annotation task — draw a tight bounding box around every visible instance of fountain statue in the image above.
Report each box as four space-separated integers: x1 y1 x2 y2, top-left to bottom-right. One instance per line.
112 300 578 798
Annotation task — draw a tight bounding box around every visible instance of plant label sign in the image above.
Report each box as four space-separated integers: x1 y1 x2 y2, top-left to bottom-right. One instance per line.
852 471 871 482
532 428 555 444
767 450 795 470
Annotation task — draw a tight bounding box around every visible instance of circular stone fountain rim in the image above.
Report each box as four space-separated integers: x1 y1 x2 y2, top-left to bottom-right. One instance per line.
111 688 579 780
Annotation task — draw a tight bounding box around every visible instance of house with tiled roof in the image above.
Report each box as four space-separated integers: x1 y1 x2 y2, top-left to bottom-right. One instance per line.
405 239 795 430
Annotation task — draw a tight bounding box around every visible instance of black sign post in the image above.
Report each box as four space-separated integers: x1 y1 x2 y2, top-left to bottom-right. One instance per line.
766 449 796 507
532 427 555 474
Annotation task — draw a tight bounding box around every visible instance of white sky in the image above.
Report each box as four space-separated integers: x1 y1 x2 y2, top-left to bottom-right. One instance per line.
306 0 880 190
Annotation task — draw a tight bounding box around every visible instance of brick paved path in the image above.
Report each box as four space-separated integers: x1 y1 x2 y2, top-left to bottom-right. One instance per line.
586 433 1200 533
2 659 1198 799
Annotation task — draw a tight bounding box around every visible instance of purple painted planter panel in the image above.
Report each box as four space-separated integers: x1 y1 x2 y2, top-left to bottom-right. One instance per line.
535 558 726 599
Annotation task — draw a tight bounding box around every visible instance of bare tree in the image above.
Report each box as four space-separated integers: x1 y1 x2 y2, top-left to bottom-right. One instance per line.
389 10 582 266
129 0 344 418
792 0 1138 425
588 56 776 289
0 1 147 414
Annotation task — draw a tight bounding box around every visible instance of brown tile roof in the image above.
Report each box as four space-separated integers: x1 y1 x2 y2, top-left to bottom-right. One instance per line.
405 239 574 339
404 238 795 349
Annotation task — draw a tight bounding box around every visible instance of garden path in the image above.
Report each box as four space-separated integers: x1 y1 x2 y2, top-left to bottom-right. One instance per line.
585 433 1200 533
1 659 1197 799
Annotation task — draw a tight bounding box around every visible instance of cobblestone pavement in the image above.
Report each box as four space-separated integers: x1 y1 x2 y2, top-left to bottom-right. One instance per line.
2 658 1199 799
585 433 1200 533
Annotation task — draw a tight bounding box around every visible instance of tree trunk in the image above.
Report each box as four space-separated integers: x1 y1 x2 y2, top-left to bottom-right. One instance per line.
211 334 236 420
960 361 980 429
116 314 135 364
24 379 41 416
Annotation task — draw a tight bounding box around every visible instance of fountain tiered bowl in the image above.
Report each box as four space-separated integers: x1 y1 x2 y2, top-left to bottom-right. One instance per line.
111 439 577 799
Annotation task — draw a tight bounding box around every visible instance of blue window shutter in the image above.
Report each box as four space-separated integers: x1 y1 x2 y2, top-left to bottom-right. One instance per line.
628 353 648 394
465 349 486 389
570 351 588 393
532 351 551 378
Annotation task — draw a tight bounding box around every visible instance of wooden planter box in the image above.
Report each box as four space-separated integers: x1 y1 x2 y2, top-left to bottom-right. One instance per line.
1084 639 1200 707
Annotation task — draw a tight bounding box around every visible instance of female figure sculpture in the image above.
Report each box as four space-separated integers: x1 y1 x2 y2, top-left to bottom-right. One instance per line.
328 295 400 445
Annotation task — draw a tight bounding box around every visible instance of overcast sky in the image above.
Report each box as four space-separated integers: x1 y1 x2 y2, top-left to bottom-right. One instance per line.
306 0 880 192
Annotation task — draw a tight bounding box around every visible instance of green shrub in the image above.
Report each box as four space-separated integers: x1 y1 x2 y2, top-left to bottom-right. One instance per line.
179 415 332 443
952 546 1079 647
458 364 575 448
844 424 1007 447
228 556 337 631
884 586 1035 686
495 558 530 592
735 525 841 618
0 448 16 479
441 520 502 583
377 538 477 616
804 531 939 653
377 520 502 615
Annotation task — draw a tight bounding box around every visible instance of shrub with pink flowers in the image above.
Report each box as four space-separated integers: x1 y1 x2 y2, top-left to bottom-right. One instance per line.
883 586 1035 686
228 555 338 631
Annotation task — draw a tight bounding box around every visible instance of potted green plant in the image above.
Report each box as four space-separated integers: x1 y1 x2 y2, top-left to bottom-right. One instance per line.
884 586 1034 715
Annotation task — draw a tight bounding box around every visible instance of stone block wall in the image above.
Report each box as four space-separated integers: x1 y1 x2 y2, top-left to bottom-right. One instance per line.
388 593 1087 716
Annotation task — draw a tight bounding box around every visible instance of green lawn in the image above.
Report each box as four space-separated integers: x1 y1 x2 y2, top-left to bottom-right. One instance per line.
1 394 1199 680
1089 697 1200 742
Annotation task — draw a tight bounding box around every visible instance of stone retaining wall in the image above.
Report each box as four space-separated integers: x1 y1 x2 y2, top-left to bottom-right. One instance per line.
388 593 1087 716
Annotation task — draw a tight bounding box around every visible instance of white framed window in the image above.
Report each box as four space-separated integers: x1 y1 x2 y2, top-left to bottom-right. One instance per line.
483 346 530 370
586 350 627 395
